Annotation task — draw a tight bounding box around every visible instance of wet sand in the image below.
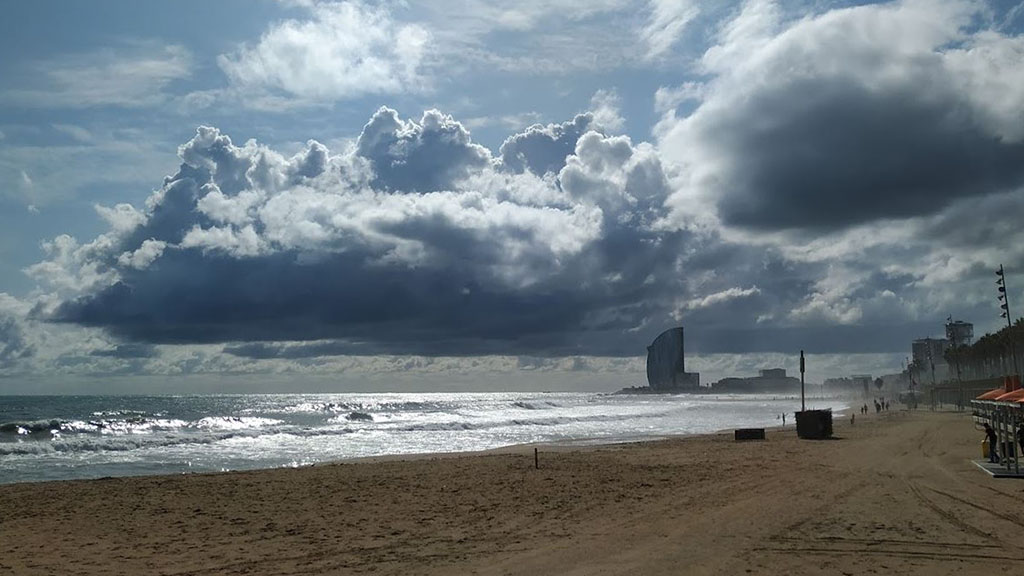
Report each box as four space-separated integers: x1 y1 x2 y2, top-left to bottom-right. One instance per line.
1 409 1020 575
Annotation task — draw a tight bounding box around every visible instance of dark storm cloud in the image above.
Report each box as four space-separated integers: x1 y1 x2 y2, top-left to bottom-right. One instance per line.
37 96 956 359
918 190 1024 260
691 322 936 355
710 80 1024 230
659 0 1024 232
56 248 601 347
45 111 720 356
222 331 648 360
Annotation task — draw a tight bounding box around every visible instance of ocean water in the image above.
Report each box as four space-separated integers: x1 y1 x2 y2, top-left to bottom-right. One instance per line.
0 393 846 485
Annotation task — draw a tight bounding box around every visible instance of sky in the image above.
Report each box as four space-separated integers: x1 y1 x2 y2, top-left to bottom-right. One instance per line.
2 0 1024 394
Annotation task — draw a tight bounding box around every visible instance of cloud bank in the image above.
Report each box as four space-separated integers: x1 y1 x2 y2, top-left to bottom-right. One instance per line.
8 0 1024 385
41 106 716 357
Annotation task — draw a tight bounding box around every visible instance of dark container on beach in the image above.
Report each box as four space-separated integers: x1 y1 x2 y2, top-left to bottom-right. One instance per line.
734 428 766 441
795 409 833 439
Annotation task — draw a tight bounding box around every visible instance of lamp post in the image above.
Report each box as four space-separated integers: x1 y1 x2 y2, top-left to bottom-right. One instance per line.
995 265 1020 473
998 265 1012 327
997 265 1019 378
800 350 805 412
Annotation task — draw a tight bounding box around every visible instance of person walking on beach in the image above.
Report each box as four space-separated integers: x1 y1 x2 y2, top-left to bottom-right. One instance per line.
782 413 786 426
984 423 999 463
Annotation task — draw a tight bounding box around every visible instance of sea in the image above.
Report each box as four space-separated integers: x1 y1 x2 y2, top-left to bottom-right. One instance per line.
0 393 847 485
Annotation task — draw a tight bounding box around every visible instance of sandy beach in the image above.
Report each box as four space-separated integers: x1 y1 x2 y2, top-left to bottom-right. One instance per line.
1 409 1021 575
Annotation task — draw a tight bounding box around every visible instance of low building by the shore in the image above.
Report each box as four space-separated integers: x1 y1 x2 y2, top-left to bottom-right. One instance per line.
712 369 800 393
823 374 873 396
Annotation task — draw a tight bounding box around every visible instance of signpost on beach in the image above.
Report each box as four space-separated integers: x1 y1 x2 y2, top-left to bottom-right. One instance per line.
800 350 806 412
796 350 834 439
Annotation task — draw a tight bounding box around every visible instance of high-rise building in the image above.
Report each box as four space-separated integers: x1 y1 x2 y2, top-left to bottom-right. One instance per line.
945 320 974 348
912 337 949 368
646 327 700 390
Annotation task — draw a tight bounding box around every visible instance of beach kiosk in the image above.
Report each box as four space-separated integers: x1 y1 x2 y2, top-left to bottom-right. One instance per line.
971 376 1023 476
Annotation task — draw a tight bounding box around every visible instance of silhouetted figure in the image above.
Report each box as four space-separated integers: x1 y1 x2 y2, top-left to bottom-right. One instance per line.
984 423 999 463
782 413 786 426
874 401 880 414
851 414 855 426
884 401 889 411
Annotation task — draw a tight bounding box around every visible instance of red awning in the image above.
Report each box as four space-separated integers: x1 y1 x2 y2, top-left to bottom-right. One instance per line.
994 388 1024 402
977 387 1007 400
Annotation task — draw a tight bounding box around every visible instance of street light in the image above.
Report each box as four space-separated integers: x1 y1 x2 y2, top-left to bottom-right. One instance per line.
997 265 1011 326
996 264 1018 378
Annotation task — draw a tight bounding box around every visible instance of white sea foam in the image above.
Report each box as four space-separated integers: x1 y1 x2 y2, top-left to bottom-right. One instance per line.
0 392 847 484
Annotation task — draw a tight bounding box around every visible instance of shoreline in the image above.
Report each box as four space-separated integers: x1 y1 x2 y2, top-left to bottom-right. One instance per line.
0 393 850 487
0 414 818 489
6 409 1013 576
0 427 730 489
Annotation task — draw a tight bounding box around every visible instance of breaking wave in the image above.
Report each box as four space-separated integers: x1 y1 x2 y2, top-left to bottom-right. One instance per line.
1 392 845 484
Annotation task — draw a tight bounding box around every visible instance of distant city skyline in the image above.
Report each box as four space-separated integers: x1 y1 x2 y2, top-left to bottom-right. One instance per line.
1 0 1023 392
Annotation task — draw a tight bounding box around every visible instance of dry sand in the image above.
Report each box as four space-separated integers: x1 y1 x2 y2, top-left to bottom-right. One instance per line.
2 409 1022 575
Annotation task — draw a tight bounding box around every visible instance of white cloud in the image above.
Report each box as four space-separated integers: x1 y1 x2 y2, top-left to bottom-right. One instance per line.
51 124 94 143
589 89 625 133
944 30 1024 142
405 0 649 74
642 0 700 59
653 82 704 113
197 186 263 227
117 239 168 270
683 286 761 311
95 203 146 236
0 131 180 207
462 112 545 131
218 1 431 104
1 43 191 109
181 224 265 258
24 234 119 296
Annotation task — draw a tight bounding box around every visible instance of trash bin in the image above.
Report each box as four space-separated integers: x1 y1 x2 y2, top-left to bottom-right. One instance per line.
795 409 833 439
